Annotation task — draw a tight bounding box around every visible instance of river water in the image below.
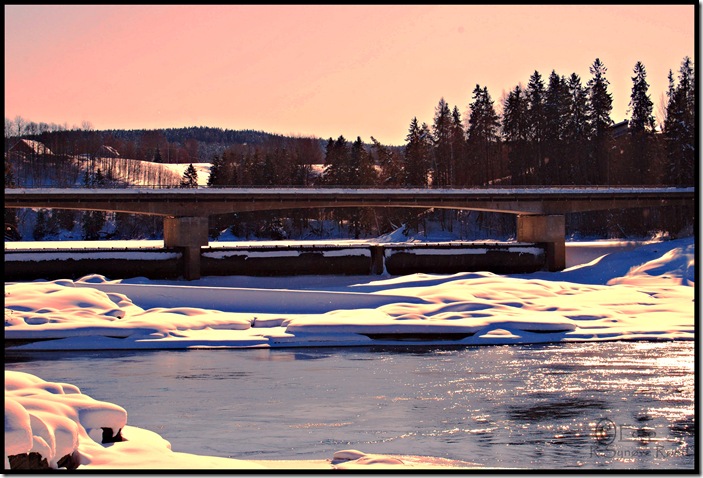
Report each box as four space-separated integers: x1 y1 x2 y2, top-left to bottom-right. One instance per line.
5 341 695 470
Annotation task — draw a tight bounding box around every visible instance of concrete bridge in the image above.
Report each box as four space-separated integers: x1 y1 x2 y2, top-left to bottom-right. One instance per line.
5 186 695 279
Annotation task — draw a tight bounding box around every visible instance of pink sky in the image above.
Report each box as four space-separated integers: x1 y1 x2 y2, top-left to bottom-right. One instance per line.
4 5 695 146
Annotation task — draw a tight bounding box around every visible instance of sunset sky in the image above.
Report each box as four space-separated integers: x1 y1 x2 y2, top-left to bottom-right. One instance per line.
5 4 696 146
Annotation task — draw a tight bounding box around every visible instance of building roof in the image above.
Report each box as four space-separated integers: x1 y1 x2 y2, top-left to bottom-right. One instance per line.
9 139 53 155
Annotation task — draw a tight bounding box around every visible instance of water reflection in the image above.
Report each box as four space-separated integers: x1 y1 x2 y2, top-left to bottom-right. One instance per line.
4 341 694 470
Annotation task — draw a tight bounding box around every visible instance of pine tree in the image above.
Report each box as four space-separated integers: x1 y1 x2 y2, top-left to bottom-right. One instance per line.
153 147 163 163
180 163 199 188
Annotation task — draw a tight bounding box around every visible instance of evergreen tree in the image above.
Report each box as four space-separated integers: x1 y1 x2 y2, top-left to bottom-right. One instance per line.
347 137 377 237
627 61 656 184
351 136 377 186
467 85 501 185
82 210 106 240
94 168 106 187
83 170 92 187
33 209 49 240
526 71 547 183
46 210 60 237
322 136 352 185
371 136 403 186
262 153 276 186
563 73 591 184
207 154 224 186
81 172 107 239
543 71 570 183
180 163 199 188
502 85 529 184
628 62 656 135
586 58 614 184
403 118 431 187
664 57 695 186
56 209 76 232
450 106 467 185
153 147 163 163
402 118 432 234
431 98 454 187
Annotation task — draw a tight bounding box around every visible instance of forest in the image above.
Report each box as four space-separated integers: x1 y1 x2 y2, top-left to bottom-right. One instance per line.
5 57 696 242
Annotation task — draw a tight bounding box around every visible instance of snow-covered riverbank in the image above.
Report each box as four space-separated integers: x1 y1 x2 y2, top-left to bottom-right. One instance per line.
4 236 695 470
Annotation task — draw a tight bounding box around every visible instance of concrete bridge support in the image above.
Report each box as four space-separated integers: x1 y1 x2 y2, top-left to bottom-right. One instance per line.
517 214 565 272
163 216 209 280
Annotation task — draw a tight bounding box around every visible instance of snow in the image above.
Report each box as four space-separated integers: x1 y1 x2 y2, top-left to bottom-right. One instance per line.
4 235 695 470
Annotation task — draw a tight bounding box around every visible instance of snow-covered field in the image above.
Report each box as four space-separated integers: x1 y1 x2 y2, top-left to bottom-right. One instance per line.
4 236 695 470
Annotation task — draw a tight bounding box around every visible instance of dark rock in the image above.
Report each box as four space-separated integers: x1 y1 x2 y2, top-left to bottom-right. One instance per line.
8 452 49 470
101 427 124 443
56 450 81 470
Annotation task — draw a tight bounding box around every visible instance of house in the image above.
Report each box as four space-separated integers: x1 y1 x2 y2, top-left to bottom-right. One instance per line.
610 120 629 139
8 139 53 156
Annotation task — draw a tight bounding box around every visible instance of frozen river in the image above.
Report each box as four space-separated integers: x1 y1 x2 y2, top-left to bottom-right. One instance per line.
5 341 694 470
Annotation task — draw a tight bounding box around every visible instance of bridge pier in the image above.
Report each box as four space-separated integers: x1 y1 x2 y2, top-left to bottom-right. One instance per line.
163 216 209 280
517 214 565 271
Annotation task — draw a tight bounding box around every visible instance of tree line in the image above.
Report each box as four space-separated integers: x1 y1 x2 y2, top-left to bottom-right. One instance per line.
5 57 695 241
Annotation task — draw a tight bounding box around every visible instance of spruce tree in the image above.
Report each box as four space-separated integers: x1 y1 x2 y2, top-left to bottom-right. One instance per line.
526 71 547 183
207 154 224 186
467 85 500 185
180 163 199 188
664 57 695 186
431 98 454 187
586 58 614 184
563 73 590 184
404 118 431 187
322 136 352 186
502 85 529 185
544 71 570 184
450 106 467 185
628 61 656 184
628 62 656 135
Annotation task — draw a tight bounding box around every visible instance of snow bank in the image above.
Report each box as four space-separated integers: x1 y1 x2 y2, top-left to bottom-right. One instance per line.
4 237 694 350
3 237 695 470
5 371 125 469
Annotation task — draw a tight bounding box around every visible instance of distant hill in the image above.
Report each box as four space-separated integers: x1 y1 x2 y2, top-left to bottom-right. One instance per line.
7 127 342 165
